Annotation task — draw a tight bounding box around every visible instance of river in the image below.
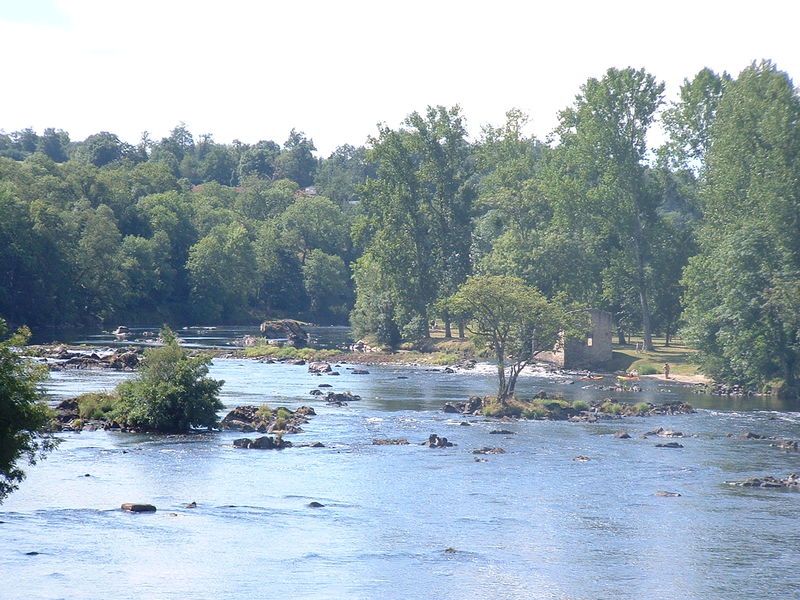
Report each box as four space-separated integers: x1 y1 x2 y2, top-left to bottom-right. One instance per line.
2 327 799 599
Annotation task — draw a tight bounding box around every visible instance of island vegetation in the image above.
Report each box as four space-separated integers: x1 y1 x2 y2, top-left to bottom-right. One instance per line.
2 60 800 494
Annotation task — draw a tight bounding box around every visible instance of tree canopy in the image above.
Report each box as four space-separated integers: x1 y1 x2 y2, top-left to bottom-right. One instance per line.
0 319 57 501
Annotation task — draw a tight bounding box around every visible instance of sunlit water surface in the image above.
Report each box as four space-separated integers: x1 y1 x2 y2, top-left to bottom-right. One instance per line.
3 328 800 599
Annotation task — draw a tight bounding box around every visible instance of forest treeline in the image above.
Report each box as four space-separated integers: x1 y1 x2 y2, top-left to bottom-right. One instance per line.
1 60 798 393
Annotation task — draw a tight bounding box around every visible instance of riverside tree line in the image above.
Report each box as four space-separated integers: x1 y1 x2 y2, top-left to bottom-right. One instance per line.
1 60 798 395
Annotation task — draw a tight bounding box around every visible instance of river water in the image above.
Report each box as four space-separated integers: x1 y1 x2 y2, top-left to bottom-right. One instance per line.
2 328 799 599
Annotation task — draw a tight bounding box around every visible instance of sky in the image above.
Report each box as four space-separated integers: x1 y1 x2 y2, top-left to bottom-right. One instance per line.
1 0 799 156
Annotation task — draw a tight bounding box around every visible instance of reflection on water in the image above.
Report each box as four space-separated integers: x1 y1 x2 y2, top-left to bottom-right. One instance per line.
5 328 800 599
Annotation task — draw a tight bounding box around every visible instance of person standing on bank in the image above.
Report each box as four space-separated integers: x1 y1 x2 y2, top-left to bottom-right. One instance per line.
664 363 670 379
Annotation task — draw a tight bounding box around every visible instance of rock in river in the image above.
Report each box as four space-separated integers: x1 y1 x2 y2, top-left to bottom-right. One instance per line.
422 434 455 448
233 436 292 450
121 503 156 513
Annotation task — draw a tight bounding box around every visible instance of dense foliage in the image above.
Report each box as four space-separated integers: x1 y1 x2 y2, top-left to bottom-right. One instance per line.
113 327 224 432
1 60 798 393
0 319 57 500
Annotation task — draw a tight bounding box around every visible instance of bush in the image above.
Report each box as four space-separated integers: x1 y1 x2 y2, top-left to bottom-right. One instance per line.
76 392 116 420
600 401 623 415
255 404 272 421
521 406 549 420
112 326 224 433
571 400 590 412
632 402 652 415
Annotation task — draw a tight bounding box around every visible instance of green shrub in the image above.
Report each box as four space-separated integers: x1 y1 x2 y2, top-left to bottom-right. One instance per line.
272 417 287 431
522 406 548 419
276 407 293 420
76 392 116 420
600 401 623 415
632 402 651 415
481 399 507 417
571 400 589 412
255 404 272 420
112 326 224 432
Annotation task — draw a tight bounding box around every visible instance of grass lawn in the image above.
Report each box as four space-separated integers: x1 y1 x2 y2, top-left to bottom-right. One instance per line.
608 336 703 377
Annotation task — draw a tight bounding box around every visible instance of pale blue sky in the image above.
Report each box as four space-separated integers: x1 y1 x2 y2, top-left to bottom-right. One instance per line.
1 0 798 155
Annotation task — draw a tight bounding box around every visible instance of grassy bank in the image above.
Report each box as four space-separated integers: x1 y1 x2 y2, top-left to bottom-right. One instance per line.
607 336 704 378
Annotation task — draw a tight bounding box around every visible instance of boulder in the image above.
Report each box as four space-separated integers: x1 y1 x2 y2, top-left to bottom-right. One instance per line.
372 438 409 445
771 439 799 451
121 503 156 513
614 431 631 439
308 361 332 373
573 455 591 462
325 391 360 404
108 351 139 370
472 447 506 455
233 436 292 450
726 473 800 489
259 319 308 347
422 434 455 448
657 429 684 438
490 429 515 435
655 442 684 448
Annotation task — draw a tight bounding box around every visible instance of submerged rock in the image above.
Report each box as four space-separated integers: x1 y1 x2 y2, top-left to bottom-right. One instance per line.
614 431 631 439
372 438 409 445
472 447 506 455
655 442 684 448
726 473 800 489
573 455 591 462
771 439 799 451
655 490 682 497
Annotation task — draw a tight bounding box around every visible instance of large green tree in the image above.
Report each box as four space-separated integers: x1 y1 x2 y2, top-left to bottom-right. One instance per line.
546 67 664 350
682 61 800 394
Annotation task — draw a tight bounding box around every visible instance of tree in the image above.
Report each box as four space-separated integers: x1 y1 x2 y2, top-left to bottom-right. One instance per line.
279 196 349 263
302 249 352 323
275 129 317 187
0 319 57 500
445 275 583 402
682 61 800 395
547 67 664 350
113 327 224 432
186 224 257 323
238 140 280 181
659 68 729 175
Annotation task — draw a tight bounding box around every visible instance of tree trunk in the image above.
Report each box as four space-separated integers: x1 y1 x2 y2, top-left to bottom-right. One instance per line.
443 309 451 338
633 216 655 352
458 321 465 338
617 326 627 345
